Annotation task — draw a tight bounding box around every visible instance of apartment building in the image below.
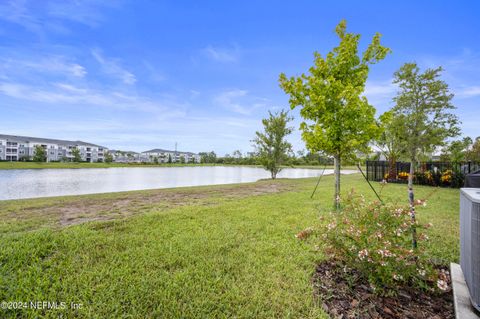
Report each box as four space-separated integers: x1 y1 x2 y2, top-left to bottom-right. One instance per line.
0 134 107 162
142 149 201 163
109 150 148 163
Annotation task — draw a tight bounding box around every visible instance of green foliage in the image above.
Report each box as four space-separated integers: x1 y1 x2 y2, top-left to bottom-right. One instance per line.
104 152 113 163
440 137 472 162
179 155 185 164
252 110 293 179
199 151 217 163
71 147 82 162
33 145 46 162
153 156 159 164
466 137 480 161
377 111 405 162
321 191 442 294
392 63 460 186
168 154 172 163
279 20 390 205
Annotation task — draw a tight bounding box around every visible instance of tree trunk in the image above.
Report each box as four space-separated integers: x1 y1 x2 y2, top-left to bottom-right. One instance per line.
334 154 341 210
388 156 396 181
408 160 415 189
408 157 417 249
271 169 277 179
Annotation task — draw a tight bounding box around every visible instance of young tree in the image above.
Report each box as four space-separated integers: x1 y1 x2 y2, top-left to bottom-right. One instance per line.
72 147 82 162
33 145 46 162
440 137 472 163
180 155 185 164
168 154 172 163
392 63 460 249
104 152 113 163
252 110 293 179
279 20 390 208
232 150 243 164
466 137 480 162
377 111 404 180
392 63 460 188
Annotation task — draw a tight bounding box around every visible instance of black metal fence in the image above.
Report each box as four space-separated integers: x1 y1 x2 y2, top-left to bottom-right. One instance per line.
366 161 480 188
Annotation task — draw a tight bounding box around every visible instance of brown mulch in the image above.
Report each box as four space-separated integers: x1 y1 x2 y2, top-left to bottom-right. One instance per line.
313 260 454 319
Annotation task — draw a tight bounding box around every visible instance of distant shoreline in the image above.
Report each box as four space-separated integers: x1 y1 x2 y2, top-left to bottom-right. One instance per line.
0 162 359 170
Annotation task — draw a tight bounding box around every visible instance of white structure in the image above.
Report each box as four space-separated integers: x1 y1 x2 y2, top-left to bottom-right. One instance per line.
109 150 146 163
142 148 201 163
0 134 107 162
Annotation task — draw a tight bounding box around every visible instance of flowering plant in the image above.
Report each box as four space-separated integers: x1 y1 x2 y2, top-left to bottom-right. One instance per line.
397 171 409 180
320 190 444 294
441 170 453 185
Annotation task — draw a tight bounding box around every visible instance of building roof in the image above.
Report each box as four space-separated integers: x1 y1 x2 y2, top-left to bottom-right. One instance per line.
0 134 107 148
143 148 198 155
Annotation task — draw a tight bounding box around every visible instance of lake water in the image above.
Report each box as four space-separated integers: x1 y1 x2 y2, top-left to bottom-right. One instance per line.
0 166 357 200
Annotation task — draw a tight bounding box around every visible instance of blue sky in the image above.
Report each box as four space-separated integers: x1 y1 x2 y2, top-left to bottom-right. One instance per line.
0 0 479 155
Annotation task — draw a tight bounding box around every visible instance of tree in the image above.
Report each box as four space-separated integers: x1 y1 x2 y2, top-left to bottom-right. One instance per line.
72 147 82 162
377 111 405 180
168 154 172 163
199 151 217 163
392 63 460 249
104 152 113 163
279 20 390 208
252 110 293 179
440 137 472 163
180 155 185 164
466 137 480 162
232 150 243 164
153 156 159 164
392 63 460 188
33 145 46 162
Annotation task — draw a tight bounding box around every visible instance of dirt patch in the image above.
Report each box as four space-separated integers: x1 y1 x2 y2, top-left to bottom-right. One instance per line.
7 180 294 227
313 260 454 319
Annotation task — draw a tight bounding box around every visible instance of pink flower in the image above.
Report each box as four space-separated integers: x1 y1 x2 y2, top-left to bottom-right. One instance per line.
358 249 369 260
437 279 449 291
377 249 393 258
327 222 337 231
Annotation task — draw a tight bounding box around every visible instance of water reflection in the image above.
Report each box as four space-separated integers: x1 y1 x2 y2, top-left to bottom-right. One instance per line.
0 166 357 200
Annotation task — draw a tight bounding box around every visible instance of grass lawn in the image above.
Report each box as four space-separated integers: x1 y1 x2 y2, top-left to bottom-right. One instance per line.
0 174 459 318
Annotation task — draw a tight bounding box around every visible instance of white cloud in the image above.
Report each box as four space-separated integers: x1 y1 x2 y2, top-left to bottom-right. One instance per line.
214 89 249 115
1 56 87 78
92 49 136 85
213 89 269 115
202 44 240 63
364 80 397 110
364 82 396 96
0 0 121 34
457 86 480 98
0 81 183 116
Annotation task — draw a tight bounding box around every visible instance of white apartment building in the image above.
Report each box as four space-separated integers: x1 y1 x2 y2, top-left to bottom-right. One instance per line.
109 150 149 163
142 149 201 163
0 134 107 162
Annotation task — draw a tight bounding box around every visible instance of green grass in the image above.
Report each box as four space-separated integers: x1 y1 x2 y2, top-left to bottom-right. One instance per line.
0 174 459 318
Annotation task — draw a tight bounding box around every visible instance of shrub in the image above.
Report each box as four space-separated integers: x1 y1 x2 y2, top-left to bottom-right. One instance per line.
397 171 409 181
320 190 442 295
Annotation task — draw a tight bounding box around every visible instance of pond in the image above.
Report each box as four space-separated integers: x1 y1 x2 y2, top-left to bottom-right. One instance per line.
0 166 357 200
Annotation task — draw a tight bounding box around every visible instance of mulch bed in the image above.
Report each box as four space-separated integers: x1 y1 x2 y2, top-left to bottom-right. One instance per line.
313 260 454 319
